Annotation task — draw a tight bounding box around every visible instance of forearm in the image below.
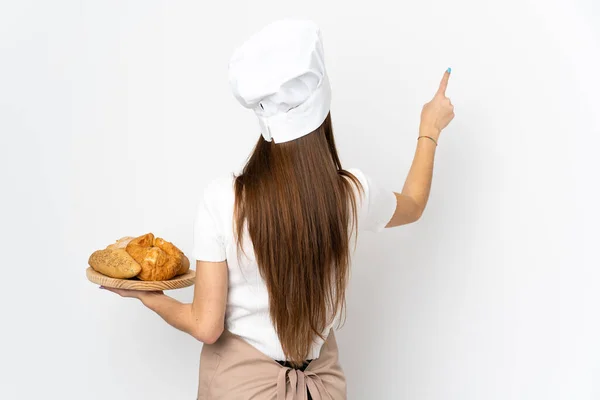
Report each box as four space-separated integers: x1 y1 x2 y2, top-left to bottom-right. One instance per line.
401 127 438 214
139 293 197 337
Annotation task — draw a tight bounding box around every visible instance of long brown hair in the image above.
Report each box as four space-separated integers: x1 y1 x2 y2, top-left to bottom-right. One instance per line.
233 113 364 366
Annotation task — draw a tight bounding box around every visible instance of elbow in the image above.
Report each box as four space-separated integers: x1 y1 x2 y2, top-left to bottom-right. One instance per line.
192 323 224 345
410 196 426 223
202 328 224 345
413 208 424 223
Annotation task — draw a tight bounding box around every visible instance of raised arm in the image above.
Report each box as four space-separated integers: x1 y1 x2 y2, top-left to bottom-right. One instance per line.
386 69 455 228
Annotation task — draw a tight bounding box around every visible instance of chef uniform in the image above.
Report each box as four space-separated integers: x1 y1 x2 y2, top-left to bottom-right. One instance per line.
194 18 398 400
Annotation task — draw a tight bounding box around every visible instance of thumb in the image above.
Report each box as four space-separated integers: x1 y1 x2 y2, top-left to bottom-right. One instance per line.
436 68 451 96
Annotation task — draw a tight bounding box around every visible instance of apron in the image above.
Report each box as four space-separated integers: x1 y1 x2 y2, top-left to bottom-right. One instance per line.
197 328 347 399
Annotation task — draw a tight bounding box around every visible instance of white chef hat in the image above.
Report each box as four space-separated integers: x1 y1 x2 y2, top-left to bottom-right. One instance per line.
228 19 331 144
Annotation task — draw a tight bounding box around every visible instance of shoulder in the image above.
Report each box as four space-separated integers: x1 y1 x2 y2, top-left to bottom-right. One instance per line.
343 167 397 232
344 167 366 185
196 173 237 222
343 167 369 197
203 173 234 197
194 173 236 234
202 173 236 203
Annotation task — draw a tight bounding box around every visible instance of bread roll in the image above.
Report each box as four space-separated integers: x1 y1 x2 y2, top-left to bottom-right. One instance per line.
179 254 190 276
106 236 135 250
125 233 154 265
89 248 142 279
153 237 189 276
125 233 188 281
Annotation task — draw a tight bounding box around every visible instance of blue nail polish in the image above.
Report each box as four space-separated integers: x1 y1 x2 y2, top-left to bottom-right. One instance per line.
447 67 452 74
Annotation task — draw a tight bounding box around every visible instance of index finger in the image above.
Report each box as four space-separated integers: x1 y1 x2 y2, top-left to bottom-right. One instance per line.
437 68 451 96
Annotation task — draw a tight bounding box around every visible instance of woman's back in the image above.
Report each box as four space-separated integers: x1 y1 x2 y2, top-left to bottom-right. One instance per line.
193 165 397 361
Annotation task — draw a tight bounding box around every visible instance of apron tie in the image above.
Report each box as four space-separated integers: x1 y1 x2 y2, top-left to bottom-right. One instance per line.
277 366 326 400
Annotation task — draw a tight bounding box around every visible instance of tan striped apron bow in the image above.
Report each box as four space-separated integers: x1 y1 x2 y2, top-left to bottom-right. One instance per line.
198 329 346 399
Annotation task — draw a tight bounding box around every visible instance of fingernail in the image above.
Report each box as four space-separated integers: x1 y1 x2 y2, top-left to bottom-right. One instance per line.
447 67 452 74
99 286 104 289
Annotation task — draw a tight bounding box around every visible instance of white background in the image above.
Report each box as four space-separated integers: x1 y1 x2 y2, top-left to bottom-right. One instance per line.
1 1 599 399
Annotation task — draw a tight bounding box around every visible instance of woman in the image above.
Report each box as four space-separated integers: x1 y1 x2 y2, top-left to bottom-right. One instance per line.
102 19 454 399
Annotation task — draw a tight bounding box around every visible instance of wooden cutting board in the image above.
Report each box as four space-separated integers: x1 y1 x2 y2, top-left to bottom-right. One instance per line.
86 267 195 291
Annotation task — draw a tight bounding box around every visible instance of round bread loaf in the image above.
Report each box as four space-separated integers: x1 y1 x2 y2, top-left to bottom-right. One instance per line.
125 233 187 281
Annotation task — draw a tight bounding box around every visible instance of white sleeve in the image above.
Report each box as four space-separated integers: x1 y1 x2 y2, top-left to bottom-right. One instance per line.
347 168 397 233
193 187 227 262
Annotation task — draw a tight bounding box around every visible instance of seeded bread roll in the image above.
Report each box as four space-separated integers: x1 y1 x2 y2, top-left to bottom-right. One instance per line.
88 248 142 279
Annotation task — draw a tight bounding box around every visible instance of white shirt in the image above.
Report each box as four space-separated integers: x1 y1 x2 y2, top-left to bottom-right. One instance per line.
193 168 397 360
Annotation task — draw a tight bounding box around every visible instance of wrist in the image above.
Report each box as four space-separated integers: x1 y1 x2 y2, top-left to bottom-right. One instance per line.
417 135 438 147
419 125 441 139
